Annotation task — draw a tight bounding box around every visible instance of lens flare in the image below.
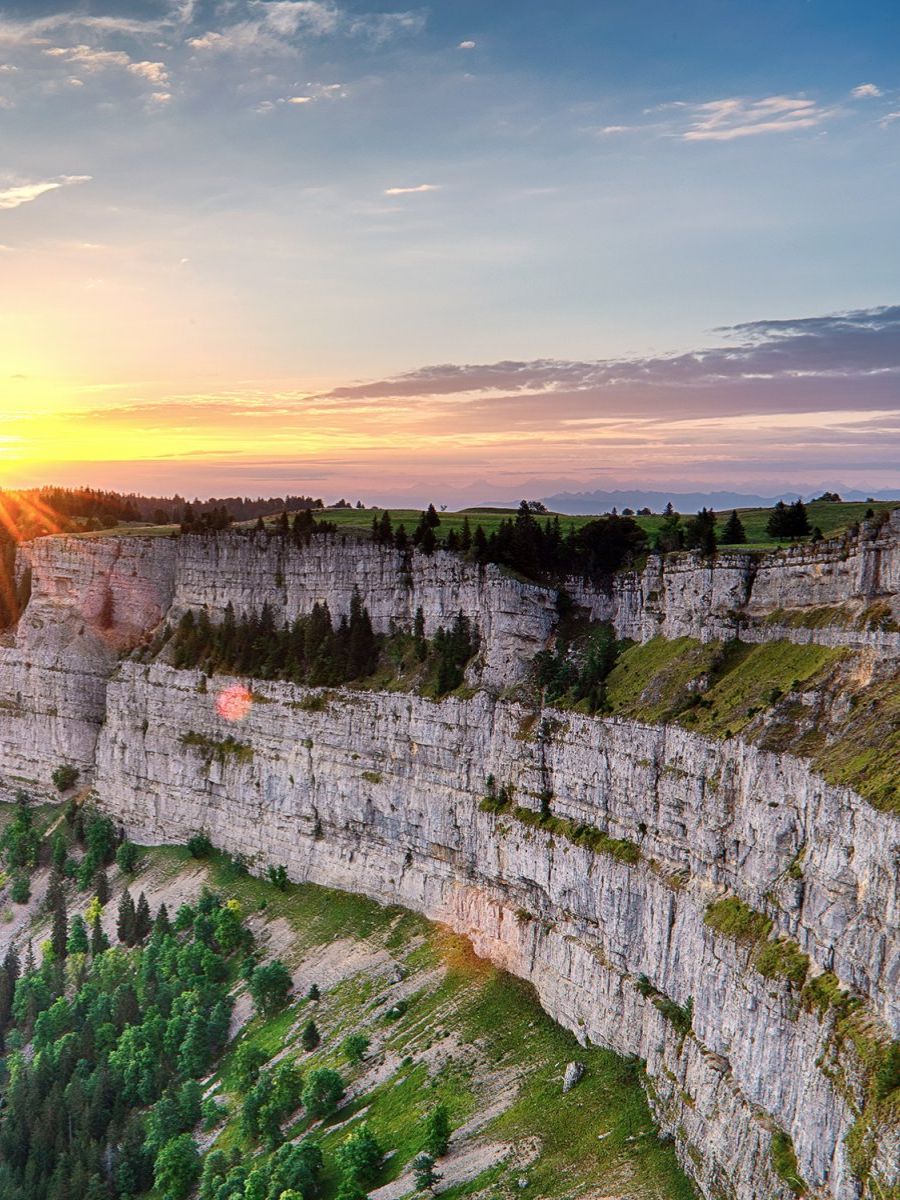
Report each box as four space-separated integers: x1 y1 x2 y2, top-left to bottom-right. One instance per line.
215 683 252 722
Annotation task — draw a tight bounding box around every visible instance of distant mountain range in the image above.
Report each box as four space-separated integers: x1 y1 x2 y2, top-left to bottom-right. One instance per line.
533 487 900 515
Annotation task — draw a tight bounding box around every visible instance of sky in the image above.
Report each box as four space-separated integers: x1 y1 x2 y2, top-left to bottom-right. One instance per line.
1 0 899 504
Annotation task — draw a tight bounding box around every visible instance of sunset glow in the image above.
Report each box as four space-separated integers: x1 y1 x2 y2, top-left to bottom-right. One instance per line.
1 1 898 503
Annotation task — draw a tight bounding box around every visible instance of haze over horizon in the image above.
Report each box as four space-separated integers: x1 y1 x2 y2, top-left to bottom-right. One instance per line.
2 0 898 498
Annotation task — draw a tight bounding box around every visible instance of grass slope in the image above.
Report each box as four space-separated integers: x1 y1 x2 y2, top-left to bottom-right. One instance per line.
181 846 696 1200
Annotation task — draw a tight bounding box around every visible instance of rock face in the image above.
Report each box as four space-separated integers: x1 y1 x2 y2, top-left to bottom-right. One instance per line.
571 507 900 652
0 533 555 784
1 524 899 1200
93 665 898 1200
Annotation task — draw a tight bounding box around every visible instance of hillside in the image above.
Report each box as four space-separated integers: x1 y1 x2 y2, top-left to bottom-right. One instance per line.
0 801 695 1200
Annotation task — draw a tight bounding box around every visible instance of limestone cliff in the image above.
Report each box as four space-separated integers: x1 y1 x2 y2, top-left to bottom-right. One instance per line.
0 524 898 1200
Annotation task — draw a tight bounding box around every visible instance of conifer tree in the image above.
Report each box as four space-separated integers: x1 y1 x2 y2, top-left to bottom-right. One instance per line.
787 498 811 537
766 500 791 538
721 510 747 544
67 914 89 956
154 902 172 938
134 892 152 942
90 912 109 956
117 890 136 946
51 890 68 961
93 867 110 907
301 1018 320 1051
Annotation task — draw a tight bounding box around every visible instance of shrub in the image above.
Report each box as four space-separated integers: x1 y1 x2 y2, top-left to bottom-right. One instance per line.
704 896 772 944
267 864 288 891
116 840 141 875
302 1067 344 1118
51 764 80 793
342 1032 370 1065
874 1041 900 1101
10 876 30 904
755 938 810 987
654 995 693 1037
770 1130 807 1196
187 834 212 859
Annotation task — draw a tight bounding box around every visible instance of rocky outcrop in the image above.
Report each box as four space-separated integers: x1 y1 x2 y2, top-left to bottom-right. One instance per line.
95 664 898 1200
570 508 900 652
0 533 555 788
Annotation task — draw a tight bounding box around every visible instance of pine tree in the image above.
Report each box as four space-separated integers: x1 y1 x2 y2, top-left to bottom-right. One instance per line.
424 1102 451 1157
51 890 68 961
301 1018 320 1051
90 913 109 956
117 890 136 946
93 868 110 907
413 1153 441 1192
66 914 89 956
154 902 172 938
460 516 472 554
134 892 152 942
787 498 811 538
766 500 791 538
721 510 746 544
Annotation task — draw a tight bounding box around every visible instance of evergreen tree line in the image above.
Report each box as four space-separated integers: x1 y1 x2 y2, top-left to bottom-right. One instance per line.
375 501 649 582
170 596 479 698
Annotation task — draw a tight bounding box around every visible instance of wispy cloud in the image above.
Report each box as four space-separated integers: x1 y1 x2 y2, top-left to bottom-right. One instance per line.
0 174 91 211
680 95 829 141
43 44 171 92
188 1 423 55
851 83 882 99
384 183 440 195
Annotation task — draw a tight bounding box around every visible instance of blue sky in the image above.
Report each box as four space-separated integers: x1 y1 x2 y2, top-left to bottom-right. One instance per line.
1 0 898 500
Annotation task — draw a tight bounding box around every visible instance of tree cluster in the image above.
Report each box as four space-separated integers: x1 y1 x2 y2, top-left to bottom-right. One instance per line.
373 501 648 583
766 500 812 539
535 621 622 712
171 591 378 686
0 886 246 1200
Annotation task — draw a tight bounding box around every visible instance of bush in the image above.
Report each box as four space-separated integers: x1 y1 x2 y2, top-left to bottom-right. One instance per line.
755 937 810 987
116 840 141 875
302 1067 344 1118
248 959 292 1016
51 764 80 793
704 896 772 943
342 1032 370 1065
267 864 288 891
10 876 30 904
187 834 212 859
